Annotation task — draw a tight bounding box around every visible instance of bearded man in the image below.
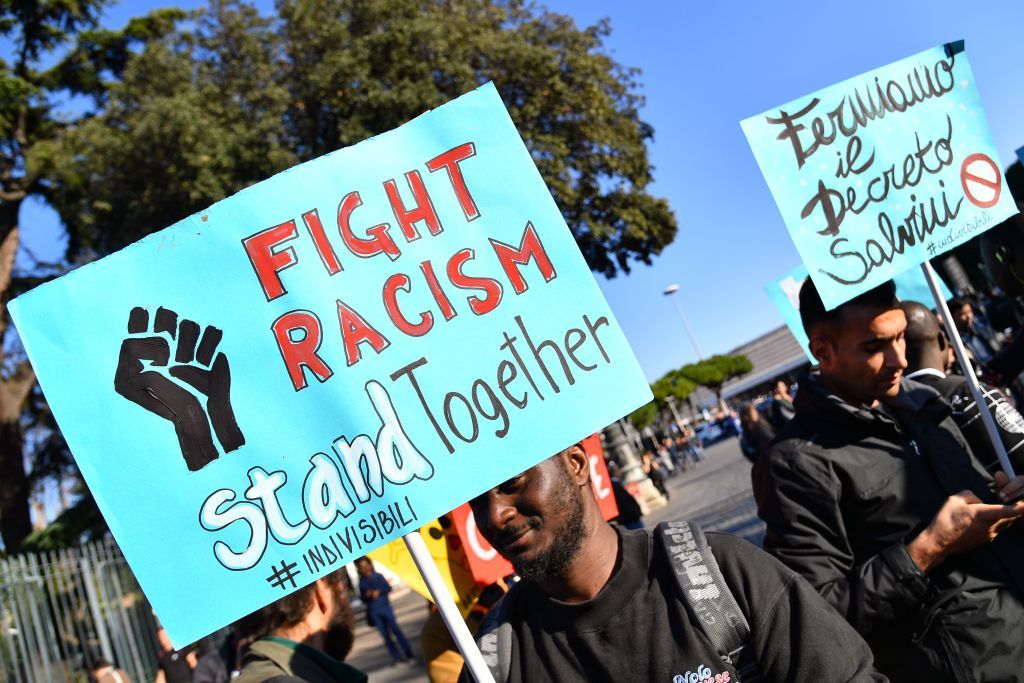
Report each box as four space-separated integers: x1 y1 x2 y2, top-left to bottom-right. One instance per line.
234 568 365 683
460 442 884 682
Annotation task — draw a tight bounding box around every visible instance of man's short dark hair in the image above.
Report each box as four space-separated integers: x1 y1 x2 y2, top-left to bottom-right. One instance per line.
799 277 899 337
90 657 111 671
901 301 941 348
234 569 347 640
900 300 943 370
947 295 971 311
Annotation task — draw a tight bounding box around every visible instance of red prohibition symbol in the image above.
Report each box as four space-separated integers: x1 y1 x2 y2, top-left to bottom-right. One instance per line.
960 153 1002 209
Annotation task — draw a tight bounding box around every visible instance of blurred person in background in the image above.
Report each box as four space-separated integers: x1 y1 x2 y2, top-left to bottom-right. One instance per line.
655 439 676 477
233 568 364 683
767 379 796 429
979 207 1024 404
421 582 508 683
640 451 669 500
192 630 246 683
155 627 194 683
948 296 998 365
606 461 644 530
89 658 131 683
355 556 415 665
661 436 680 469
738 402 775 464
901 300 1024 475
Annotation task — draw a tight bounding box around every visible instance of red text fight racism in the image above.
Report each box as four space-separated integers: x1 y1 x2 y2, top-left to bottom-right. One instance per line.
240 142 557 391
199 140 618 573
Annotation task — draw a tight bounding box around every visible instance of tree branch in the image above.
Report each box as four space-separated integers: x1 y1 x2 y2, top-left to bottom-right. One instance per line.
0 225 21 341
0 188 28 203
0 361 36 422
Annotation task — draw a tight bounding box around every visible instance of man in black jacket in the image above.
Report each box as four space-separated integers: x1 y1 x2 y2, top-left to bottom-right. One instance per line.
753 278 1024 682
901 300 1024 475
460 442 884 682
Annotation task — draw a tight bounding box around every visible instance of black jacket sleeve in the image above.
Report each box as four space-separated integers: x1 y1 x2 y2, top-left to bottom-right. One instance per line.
191 654 229 683
709 533 886 682
753 446 932 636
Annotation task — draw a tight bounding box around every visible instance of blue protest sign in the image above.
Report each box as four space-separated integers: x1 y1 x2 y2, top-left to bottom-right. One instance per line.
764 267 815 362
10 83 651 647
765 265 954 361
892 265 954 307
743 42 1017 310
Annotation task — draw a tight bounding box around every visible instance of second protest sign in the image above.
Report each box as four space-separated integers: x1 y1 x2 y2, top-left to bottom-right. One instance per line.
742 41 1017 310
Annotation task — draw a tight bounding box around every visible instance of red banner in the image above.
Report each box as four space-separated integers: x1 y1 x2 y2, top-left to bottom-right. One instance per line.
448 433 620 586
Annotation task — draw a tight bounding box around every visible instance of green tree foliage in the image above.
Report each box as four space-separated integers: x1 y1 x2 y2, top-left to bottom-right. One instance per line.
628 401 657 430
0 0 113 553
652 370 696 407
50 0 677 271
22 486 104 552
273 0 676 277
629 370 696 430
7 0 677 550
43 3 296 257
678 354 753 404
0 2 210 553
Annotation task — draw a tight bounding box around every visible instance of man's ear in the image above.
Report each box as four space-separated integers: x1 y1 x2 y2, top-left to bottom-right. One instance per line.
808 332 833 367
564 443 591 487
313 578 333 617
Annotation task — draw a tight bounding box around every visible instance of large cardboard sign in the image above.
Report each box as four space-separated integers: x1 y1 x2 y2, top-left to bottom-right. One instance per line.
9 83 651 646
743 42 1017 310
765 266 954 361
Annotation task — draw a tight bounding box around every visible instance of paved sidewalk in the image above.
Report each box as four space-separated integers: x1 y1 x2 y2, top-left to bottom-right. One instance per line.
647 436 764 545
346 587 432 682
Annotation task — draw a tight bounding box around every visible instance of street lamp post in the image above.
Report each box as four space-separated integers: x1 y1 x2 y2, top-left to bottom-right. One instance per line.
602 422 667 511
663 284 705 360
665 395 685 429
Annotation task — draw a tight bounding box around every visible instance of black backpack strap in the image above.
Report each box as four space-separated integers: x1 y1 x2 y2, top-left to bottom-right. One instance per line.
475 584 519 682
657 521 759 681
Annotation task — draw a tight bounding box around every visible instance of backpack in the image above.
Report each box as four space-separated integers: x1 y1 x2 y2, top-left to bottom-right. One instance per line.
477 521 760 682
658 521 760 682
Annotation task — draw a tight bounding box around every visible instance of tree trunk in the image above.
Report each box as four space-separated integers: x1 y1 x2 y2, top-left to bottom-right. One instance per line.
0 419 30 551
0 361 34 553
0 221 38 552
714 387 727 413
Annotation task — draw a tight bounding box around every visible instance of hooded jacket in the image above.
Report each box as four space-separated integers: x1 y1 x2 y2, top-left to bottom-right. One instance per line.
753 371 1024 682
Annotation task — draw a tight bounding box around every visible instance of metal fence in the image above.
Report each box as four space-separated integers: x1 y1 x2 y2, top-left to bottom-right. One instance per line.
0 539 159 683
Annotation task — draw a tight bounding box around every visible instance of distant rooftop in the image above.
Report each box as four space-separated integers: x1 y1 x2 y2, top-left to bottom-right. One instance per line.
691 325 811 406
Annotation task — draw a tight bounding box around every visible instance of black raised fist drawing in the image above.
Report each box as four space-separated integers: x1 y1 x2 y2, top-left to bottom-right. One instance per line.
114 306 245 471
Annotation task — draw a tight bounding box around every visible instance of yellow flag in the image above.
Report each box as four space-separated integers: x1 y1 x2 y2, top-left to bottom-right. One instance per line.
367 518 482 615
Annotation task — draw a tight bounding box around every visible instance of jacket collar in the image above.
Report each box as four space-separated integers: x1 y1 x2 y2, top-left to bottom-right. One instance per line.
246 638 366 683
795 369 950 433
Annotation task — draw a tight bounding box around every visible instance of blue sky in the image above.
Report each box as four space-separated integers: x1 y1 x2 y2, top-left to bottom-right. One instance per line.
18 0 1024 382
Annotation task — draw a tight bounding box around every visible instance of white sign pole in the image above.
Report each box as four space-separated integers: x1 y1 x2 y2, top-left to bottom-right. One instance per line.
921 261 1016 478
402 531 497 683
